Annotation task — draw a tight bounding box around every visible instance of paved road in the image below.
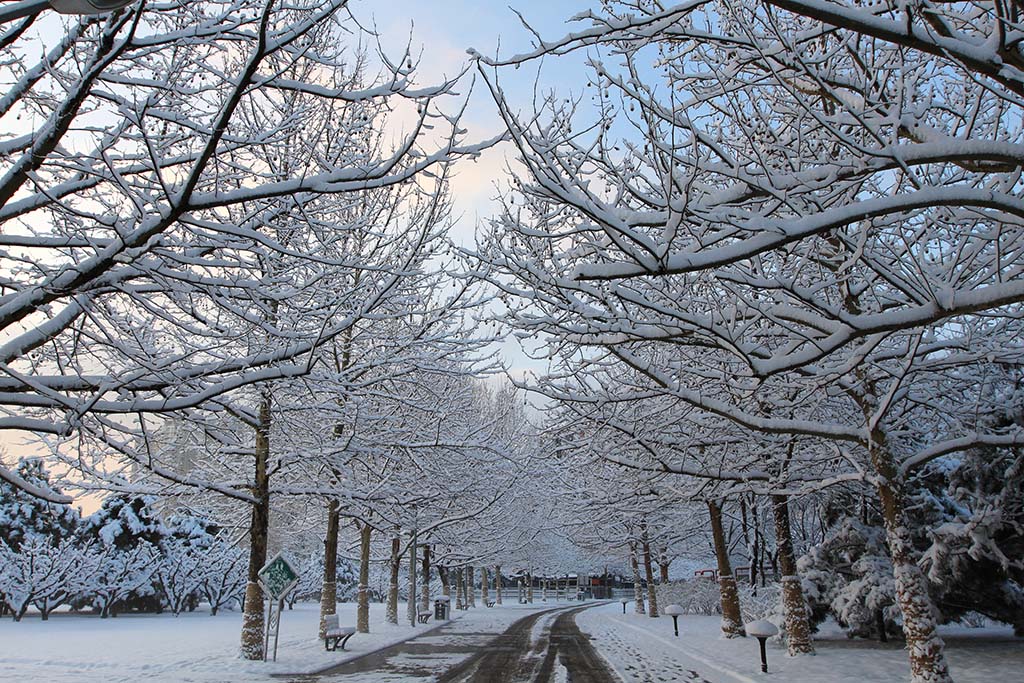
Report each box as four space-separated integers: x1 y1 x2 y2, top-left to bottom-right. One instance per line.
300 603 620 683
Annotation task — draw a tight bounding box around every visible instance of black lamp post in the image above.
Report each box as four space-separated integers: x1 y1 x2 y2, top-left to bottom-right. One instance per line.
663 604 684 636
745 619 780 673
619 597 629 614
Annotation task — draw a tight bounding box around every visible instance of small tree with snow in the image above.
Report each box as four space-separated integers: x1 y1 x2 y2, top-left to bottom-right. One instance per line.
0 537 88 621
84 543 160 619
201 535 248 616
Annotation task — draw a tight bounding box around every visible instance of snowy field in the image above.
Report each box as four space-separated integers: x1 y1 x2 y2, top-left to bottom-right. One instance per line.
0 601 538 683
577 602 1024 683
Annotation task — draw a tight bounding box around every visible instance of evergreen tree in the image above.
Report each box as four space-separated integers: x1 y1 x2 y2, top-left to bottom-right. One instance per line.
0 459 78 551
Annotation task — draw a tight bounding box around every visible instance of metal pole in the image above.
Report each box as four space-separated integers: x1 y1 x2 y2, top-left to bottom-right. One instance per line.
672 615 679 637
272 598 284 661
262 596 272 662
758 637 768 673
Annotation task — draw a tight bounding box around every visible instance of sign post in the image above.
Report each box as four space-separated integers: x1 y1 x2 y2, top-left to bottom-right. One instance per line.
257 552 299 662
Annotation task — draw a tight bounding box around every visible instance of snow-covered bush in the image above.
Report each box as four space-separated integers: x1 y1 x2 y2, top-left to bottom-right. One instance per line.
653 579 721 616
739 582 780 625
798 516 901 639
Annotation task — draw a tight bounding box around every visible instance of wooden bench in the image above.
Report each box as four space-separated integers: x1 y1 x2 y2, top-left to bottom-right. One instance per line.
485 600 495 608
417 610 431 624
323 614 356 651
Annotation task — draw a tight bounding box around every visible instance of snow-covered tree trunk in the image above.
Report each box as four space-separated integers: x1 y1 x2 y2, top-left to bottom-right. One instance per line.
708 501 743 637
542 576 549 601
658 551 670 584
495 565 502 604
455 568 464 610
406 537 417 626
319 500 340 640
642 524 659 617
240 392 272 660
419 545 431 615
386 536 401 625
630 542 646 614
772 494 814 655
357 522 371 634
466 565 476 608
439 565 450 599
870 434 952 683
481 566 489 606
527 572 534 603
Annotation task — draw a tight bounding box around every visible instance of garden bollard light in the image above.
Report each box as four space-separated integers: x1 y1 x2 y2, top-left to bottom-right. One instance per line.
619 597 629 614
663 604 684 637
745 619 779 673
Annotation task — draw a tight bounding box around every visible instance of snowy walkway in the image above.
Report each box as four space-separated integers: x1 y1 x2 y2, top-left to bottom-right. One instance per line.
576 602 1024 683
298 601 617 683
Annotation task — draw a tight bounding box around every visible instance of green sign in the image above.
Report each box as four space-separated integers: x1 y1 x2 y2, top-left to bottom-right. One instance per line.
258 553 299 600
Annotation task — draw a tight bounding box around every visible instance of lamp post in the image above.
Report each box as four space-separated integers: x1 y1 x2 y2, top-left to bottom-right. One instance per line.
663 604 684 637
745 620 779 673
619 597 629 614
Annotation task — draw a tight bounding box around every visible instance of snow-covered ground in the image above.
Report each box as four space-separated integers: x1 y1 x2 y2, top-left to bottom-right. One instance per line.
577 602 1024 683
0 600 541 683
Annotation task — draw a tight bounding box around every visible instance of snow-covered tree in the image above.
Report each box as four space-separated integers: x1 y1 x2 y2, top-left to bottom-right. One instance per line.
468 2 1024 678
0 459 79 551
0 536 88 620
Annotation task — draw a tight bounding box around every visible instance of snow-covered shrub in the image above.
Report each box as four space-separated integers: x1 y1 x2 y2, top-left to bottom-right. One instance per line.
798 516 901 639
653 579 721 615
739 582 780 624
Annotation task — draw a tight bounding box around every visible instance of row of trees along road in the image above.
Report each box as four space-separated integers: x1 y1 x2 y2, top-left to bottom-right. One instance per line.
0 0 511 661
470 2 1024 682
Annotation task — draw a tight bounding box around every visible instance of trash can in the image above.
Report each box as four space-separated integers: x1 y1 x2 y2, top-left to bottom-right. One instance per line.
434 596 451 620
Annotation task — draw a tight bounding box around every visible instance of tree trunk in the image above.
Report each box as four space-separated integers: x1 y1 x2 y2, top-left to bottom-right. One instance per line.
481 566 490 605
455 567 464 610
420 545 431 615
527 571 533 603
870 434 951 683
467 565 476 608
357 522 371 633
406 535 417 626
658 549 670 584
495 565 502 604
641 523 659 617
708 500 744 637
630 541 646 614
439 565 450 599
240 391 272 660
319 499 340 640
772 494 814 655
386 536 400 625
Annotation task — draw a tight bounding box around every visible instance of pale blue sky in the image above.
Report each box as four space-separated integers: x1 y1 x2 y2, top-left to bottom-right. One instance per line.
352 2 600 379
